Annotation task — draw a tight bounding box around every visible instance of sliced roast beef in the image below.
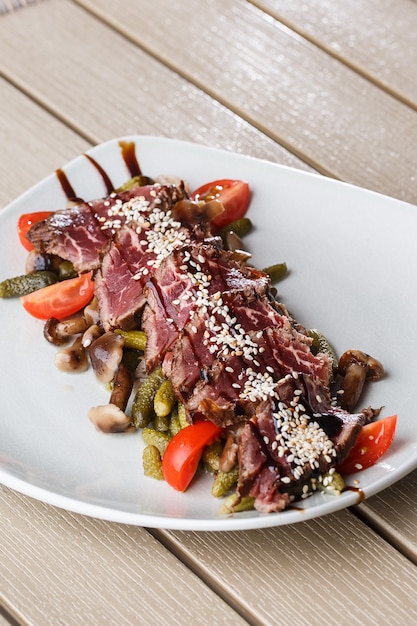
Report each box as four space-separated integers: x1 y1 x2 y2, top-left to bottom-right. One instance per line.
93 227 149 331
27 184 186 273
27 203 110 272
236 377 372 513
142 242 271 371
27 172 384 515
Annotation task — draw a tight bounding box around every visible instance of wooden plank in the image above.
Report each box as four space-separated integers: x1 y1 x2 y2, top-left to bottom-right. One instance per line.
158 506 417 625
0 79 90 207
355 469 417 563
0 486 248 626
70 0 417 205
252 0 417 108
0 2 310 185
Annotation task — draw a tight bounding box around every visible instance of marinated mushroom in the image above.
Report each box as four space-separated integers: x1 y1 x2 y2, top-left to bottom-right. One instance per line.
219 430 239 473
54 336 89 372
338 349 384 411
88 331 124 383
82 323 103 348
109 362 133 412
44 315 89 346
25 250 53 274
84 297 100 326
88 403 132 433
88 363 133 433
224 231 252 263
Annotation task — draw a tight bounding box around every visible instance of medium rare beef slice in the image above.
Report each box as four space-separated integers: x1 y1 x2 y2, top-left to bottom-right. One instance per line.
94 228 149 331
235 374 372 513
26 183 186 273
143 242 272 372
144 240 332 426
183 322 332 426
27 204 110 272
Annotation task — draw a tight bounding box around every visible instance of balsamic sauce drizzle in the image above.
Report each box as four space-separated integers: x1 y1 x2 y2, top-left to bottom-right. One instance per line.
84 154 114 195
55 168 76 200
55 140 142 200
119 140 142 178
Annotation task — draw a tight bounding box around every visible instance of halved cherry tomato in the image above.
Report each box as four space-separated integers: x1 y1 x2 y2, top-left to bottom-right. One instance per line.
190 179 250 230
21 272 94 320
336 414 397 475
17 211 53 251
162 421 223 492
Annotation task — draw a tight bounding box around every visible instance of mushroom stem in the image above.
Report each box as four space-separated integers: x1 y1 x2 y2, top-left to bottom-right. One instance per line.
82 324 103 348
219 431 238 473
339 362 367 411
110 362 133 412
88 363 134 434
44 315 89 345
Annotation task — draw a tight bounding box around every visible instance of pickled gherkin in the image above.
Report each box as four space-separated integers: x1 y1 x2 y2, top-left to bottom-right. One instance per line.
58 261 77 281
308 328 338 374
142 427 171 456
211 466 239 498
202 441 223 473
114 329 147 351
262 262 287 283
220 493 255 514
142 444 164 480
169 405 181 438
0 271 58 298
219 217 252 240
131 367 165 428
154 380 175 418
115 175 155 192
177 403 189 429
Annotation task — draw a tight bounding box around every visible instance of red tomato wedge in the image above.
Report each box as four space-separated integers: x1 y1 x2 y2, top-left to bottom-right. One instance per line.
21 272 94 320
17 211 53 251
190 179 250 230
336 415 397 475
162 421 223 492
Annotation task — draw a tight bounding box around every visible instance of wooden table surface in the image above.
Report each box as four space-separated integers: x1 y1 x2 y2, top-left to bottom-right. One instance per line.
1 1 417 624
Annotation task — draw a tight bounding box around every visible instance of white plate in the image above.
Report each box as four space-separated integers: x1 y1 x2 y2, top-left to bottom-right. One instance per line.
1 135 416 531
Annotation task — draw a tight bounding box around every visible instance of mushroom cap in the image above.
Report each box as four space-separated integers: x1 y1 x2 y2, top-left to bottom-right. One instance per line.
88 331 124 383
338 349 384 381
54 336 89 372
88 404 132 433
44 317 67 346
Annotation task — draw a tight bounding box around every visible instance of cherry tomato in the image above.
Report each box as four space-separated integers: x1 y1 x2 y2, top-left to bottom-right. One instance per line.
190 179 250 229
336 414 397 475
17 211 53 251
21 272 94 320
162 421 223 492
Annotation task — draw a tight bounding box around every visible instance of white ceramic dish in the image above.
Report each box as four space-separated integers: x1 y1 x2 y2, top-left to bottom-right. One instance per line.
1 135 416 531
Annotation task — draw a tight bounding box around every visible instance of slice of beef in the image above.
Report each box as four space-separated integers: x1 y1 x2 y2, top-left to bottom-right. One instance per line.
176 321 332 427
235 375 372 513
142 242 271 372
93 227 149 331
27 184 186 273
27 203 110 272
142 237 332 427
